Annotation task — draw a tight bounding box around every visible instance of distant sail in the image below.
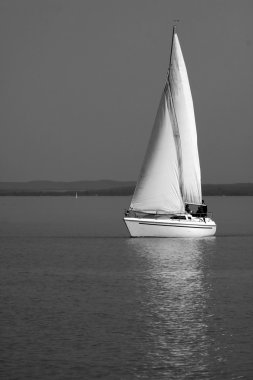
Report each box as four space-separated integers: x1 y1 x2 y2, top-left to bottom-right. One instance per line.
130 32 202 214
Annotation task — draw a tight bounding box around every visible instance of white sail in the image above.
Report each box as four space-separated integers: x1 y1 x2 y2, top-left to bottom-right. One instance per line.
130 31 202 214
169 34 202 204
130 91 184 214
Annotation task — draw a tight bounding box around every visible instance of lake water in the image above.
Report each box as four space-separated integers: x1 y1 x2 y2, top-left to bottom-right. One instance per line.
0 196 253 379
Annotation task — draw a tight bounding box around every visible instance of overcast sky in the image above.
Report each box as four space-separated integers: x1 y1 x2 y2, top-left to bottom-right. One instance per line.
0 0 252 183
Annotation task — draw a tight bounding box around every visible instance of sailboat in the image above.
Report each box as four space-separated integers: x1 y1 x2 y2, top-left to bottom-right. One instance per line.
124 27 216 238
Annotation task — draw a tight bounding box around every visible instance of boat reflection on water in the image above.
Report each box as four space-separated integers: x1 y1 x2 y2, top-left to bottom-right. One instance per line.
126 237 216 376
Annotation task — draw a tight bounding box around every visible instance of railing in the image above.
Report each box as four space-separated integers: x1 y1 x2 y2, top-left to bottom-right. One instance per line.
124 210 213 219
190 212 213 218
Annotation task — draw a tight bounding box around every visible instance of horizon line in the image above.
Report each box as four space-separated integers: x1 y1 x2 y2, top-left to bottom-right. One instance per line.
0 180 252 185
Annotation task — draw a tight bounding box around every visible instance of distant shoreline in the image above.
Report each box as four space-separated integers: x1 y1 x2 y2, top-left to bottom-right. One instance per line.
0 181 253 196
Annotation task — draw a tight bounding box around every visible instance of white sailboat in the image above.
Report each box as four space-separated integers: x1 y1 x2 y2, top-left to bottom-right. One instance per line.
124 27 216 238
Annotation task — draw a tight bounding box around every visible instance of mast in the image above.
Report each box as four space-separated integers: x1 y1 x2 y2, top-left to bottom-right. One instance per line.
164 26 176 93
165 26 184 201
167 25 176 81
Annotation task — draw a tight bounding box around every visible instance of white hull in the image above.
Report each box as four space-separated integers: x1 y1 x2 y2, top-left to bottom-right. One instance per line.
124 216 216 238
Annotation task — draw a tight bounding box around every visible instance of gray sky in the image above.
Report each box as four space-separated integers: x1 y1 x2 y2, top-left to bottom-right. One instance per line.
0 0 252 183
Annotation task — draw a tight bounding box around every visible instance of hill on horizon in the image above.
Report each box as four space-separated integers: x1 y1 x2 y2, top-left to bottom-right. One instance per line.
0 180 252 196
0 180 134 190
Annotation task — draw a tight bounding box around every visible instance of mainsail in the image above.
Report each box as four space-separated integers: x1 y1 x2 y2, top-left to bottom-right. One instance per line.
170 34 202 205
130 29 202 214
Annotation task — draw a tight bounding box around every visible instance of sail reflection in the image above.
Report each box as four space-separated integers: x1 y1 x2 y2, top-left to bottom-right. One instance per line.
126 237 216 377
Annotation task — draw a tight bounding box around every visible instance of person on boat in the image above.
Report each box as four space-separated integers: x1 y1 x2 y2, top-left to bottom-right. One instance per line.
196 204 203 217
196 200 207 221
185 204 191 214
202 200 207 217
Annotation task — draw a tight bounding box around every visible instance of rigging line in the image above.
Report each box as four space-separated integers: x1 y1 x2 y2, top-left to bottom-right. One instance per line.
168 25 176 79
164 26 176 93
164 27 184 201
164 25 184 199
166 80 184 201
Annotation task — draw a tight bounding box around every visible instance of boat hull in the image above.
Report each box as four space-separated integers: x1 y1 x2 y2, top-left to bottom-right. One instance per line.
124 217 216 238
